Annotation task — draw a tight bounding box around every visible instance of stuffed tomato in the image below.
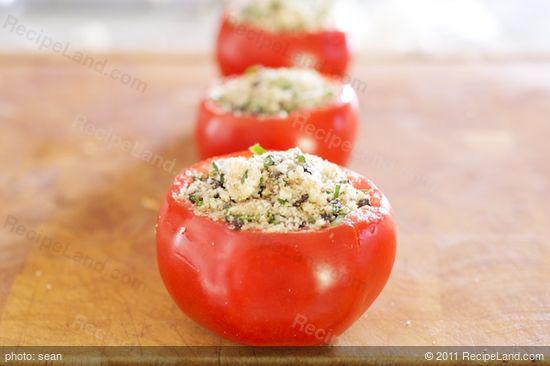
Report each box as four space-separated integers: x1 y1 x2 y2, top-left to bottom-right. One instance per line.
156 146 396 345
196 67 358 166
216 0 350 76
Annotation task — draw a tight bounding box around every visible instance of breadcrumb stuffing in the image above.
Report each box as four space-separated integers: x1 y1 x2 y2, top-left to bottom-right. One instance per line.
230 0 336 33
175 148 372 232
209 67 341 117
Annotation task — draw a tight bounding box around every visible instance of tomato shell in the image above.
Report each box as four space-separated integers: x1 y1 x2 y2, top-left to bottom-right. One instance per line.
195 85 358 166
156 152 396 345
216 15 351 76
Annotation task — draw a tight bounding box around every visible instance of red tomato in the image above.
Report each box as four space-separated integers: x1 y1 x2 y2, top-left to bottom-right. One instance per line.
195 84 358 166
216 14 350 76
156 151 397 346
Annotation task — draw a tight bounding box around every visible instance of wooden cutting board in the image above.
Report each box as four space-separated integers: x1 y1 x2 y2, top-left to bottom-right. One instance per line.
0 54 549 353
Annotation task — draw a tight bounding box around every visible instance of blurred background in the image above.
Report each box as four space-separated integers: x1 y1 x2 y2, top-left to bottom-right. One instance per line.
1 0 550 55
1 0 549 351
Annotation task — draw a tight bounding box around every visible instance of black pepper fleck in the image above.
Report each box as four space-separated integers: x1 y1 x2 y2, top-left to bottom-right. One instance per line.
293 194 309 207
231 218 244 230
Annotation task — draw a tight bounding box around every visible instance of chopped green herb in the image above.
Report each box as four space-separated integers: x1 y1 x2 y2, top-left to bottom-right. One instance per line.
277 198 287 205
212 161 219 173
219 173 225 185
249 143 267 155
268 213 279 224
333 184 341 199
264 155 275 169
241 169 249 184
296 155 306 165
243 214 256 222
331 213 347 226
189 194 204 206
227 213 256 224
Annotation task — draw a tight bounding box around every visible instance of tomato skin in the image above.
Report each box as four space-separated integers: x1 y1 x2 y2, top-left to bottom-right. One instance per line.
156 153 396 346
195 85 358 166
216 15 350 76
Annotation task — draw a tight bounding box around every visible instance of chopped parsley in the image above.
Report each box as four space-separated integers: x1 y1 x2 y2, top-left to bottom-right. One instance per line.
188 194 204 206
249 143 267 155
241 169 249 184
264 155 275 169
331 213 347 226
333 184 341 199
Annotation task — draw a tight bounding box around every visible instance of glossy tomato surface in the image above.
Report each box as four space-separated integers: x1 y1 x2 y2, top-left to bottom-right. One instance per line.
195 85 358 166
216 15 350 76
156 151 397 346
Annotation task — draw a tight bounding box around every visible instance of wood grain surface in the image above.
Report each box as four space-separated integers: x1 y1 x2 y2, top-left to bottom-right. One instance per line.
0 54 549 353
